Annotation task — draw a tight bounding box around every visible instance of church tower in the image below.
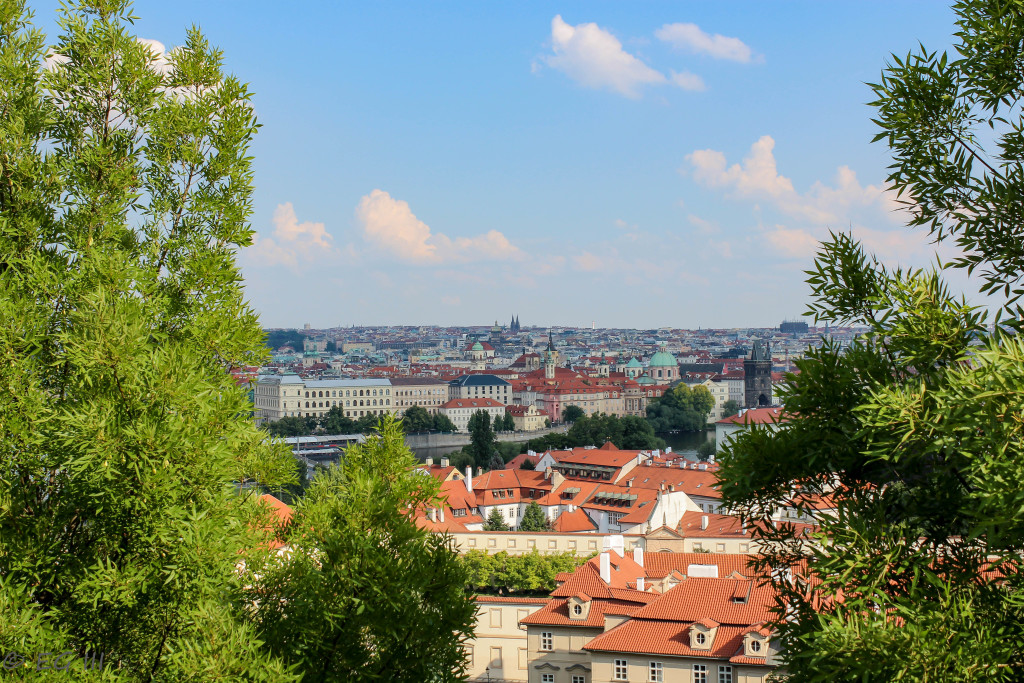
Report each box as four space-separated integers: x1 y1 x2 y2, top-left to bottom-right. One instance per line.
744 342 773 408
544 333 559 380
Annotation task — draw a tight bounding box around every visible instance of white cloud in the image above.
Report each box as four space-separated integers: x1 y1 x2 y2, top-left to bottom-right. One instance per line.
686 136 896 224
248 203 333 267
687 214 719 234
655 23 756 63
541 15 667 98
356 189 524 264
670 71 706 91
763 225 820 259
573 251 606 271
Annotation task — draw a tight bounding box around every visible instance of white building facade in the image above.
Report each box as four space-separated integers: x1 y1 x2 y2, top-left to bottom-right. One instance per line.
255 375 395 425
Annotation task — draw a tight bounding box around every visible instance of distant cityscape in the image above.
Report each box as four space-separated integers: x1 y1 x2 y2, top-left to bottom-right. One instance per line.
250 317 858 431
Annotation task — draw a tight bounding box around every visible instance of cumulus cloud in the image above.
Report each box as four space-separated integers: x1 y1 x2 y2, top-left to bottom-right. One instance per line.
573 251 606 271
356 189 524 264
670 71 706 91
686 136 896 224
763 225 820 259
248 203 334 267
541 15 667 98
655 23 757 63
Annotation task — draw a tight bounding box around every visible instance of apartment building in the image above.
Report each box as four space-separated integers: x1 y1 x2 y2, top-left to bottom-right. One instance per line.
390 377 450 415
440 397 507 433
450 374 513 404
254 375 395 424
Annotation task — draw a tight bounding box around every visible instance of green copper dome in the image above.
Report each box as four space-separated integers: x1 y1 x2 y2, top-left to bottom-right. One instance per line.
471 341 484 351
625 357 643 368
648 350 677 367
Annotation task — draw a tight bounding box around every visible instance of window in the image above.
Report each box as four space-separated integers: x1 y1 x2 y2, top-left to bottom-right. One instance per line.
649 661 664 682
572 677 585 683
540 632 553 651
696 632 706 645
718 666 733 683
573 603 583 616
614 659 628 680
694 664 708 682
542 675 554 683
750 639 762 653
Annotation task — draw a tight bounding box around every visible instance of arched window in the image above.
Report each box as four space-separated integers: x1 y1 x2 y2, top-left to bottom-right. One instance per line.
318 391 323 398
359 400 364 407
305 391 309 398
345 400 350 406
305 402 309 408
372 389 377 396
372 399 377 406
359 390 364 397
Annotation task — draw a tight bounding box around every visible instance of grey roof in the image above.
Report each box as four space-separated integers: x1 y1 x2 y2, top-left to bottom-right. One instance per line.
258 375 391 388
389 377 448 386
449 374 511 387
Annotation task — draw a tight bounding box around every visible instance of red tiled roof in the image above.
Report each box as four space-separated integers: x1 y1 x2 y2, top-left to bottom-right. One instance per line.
553 507 598 532
677 511 750 538
641 553 755 580
441 397 505 409
716 407 789 426
629 577 774 625
584 620 754 660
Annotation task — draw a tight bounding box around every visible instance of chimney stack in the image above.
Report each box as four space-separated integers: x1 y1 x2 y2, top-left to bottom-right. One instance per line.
441 457 449 468
429 508 437 522
633 547 644 567
600 552 611 584
465 467 473 492
439 508 445 523
426 457 434 467
701 515 709 530
636 577 645 591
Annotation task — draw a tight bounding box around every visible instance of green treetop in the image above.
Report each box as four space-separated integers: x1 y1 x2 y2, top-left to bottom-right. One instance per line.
719 2 1024 678
0 0 297 677
483 508 509 531
518 501 551 532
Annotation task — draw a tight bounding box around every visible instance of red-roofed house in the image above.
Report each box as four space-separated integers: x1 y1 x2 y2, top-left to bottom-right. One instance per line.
440 397 506 432
520 543 781 682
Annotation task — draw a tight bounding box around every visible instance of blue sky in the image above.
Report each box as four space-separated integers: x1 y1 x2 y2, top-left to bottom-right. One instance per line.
33 1 968 328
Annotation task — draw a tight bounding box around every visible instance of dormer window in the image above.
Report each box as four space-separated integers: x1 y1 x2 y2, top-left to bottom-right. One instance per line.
750 640 762 653
573 604 583 616
695 632 706 645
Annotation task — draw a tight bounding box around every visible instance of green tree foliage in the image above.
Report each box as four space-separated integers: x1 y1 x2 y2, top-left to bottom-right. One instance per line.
264 329 305 352
721 399 741 418
264 414 318 437
519 458 536 470
518 502 551 531
501 412 516 431
567 413 665 450
459 550 587 595
244 417 476 682
321 404 358 434
261 406 361 437
483 508 509 531
433 413 457 433
467 410 498 469
401 405 433 432
720 4 1024 675
695 439 716 462
645 384 715 432
561 404 585 423
0 1 298 678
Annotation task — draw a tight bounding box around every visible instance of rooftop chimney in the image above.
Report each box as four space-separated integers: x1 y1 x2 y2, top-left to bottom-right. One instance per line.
633 547 644 567
600 552 611 584
465 467 473 493
429 508 437 522
425 457 434 466
636 577 645 591
701 515 709 530
439 508 445 522
441 457 449 468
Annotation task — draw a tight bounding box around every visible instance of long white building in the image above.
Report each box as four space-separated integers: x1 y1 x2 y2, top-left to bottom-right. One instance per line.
255 375 395 425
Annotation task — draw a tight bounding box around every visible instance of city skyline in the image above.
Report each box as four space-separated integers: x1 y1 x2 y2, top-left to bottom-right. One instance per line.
32 1 980 327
